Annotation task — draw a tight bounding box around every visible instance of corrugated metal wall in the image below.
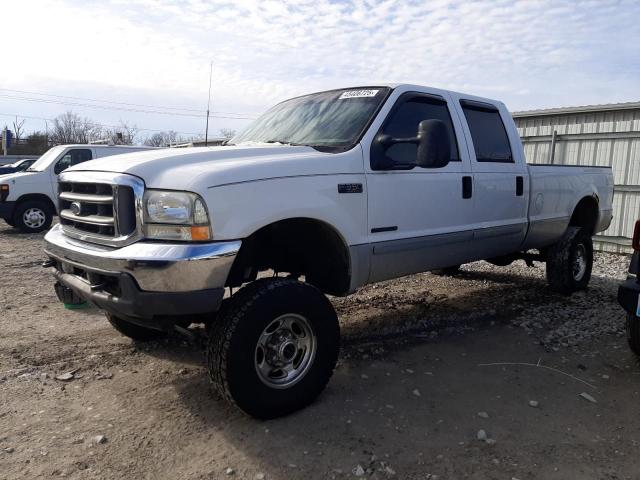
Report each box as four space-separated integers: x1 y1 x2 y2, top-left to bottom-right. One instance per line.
513 106 640 253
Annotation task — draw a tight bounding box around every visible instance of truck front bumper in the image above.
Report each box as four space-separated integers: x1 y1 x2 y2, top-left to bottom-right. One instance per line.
43 224 241 326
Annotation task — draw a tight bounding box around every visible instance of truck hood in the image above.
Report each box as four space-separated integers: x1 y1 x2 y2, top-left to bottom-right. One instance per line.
68 145 363 191
0 170 47 184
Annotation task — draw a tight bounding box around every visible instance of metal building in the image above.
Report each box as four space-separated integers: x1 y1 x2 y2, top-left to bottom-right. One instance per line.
512 102 640 253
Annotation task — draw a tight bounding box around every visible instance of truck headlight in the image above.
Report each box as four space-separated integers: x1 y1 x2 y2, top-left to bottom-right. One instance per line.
143 190 211 241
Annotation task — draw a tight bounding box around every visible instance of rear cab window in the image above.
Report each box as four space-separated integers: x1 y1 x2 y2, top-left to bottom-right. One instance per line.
460 100 513 163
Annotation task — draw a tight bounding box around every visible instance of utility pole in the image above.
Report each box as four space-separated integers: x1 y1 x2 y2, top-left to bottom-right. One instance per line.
205 61 213 146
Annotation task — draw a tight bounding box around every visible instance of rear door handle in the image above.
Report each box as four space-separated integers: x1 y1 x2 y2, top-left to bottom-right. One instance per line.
516 176 524 196
462 176 472 199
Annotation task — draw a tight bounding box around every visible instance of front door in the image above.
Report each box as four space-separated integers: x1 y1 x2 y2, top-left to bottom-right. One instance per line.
364 89 475 283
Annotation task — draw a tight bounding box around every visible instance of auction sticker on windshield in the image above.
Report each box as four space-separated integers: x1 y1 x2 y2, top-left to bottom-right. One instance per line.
339 89 379 99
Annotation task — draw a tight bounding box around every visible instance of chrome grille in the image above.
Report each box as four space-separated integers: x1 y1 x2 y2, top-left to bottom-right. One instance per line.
58 171 144 247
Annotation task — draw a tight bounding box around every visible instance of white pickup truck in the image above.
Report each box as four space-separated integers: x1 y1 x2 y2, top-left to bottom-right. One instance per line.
0 144 153 232
43 84 614 418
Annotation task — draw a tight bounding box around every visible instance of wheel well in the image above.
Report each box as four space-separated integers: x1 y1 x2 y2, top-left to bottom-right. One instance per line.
226 218 351 296
16 194 56 214
570 196 599 234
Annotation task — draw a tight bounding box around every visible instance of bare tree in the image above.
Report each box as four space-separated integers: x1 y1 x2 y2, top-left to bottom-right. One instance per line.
12 117 25 141
48 111 100 145
101 122 138 145
143 131 180 147
219 128 236 139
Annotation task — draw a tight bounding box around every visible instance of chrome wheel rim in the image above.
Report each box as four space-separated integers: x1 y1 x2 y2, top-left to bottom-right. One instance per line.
255 313 316 389
23 208 46 229
573 244 587 281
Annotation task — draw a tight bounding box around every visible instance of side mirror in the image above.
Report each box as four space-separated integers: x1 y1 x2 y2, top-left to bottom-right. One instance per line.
372 119 451 170
416 119 450 169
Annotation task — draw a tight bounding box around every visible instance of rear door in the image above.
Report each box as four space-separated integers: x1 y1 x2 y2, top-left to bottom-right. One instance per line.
452 96 528 257
364 88 476 282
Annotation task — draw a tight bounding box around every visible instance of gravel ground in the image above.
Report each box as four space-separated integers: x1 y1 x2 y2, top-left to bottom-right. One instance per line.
1 223 639 480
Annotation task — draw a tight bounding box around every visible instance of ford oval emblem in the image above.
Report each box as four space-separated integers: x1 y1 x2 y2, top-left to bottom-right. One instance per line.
70 201 82 216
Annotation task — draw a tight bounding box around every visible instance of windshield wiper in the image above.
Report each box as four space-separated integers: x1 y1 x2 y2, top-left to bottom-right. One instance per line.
265 139 304 146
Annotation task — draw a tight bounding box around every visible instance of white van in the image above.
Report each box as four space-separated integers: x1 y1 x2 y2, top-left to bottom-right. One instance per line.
0 144 156 232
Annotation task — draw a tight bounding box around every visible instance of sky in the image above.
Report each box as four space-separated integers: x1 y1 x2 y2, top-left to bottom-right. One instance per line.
1 0 639 141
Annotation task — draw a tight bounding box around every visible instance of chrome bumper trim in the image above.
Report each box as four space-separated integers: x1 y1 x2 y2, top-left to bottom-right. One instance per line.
44 224 241 292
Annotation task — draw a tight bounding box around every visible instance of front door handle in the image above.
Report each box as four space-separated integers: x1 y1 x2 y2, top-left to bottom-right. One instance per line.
516 176 524 196
462 176 472 199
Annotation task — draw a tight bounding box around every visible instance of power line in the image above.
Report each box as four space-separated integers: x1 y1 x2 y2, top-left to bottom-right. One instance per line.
0 94 257 119
0 87 258 117
0 112 205 137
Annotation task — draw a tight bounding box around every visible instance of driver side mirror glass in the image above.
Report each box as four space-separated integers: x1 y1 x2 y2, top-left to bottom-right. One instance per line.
416 119 451 169
372 119 451 170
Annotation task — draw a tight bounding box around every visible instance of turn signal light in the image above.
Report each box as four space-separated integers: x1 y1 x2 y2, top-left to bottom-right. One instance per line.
0 184 8 202
190 226 211 241
633 220 640 251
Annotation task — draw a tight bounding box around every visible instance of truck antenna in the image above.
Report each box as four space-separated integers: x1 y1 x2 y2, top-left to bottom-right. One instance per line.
205 61 213 147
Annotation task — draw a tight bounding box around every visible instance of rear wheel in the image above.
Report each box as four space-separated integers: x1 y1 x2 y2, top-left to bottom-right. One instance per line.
546 226 593 294
13 200 53 233
106 313 166 341
627 314 640 356
207 277 340 419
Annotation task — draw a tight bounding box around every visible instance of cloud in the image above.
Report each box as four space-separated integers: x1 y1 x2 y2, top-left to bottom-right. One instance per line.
1 0 638 136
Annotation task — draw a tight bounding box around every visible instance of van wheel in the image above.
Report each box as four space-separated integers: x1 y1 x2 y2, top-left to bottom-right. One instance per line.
432 265 461 276
13 200 53 233
627 314 640 356
106 313 166 341
546 226 593 294
207 277 340 419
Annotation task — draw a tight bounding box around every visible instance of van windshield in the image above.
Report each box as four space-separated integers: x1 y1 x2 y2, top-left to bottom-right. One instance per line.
26 146 66 172
230 87 390 152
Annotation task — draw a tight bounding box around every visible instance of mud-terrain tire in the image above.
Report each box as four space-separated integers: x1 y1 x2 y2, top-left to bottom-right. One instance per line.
627 314 640 356
54 281 85 305
207 277 340 419
13 200 53 233
106 313 166 341
432 265 461 276
546 226 593 294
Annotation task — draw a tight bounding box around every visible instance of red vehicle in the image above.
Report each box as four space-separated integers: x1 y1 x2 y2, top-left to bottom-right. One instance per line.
617 220 640 355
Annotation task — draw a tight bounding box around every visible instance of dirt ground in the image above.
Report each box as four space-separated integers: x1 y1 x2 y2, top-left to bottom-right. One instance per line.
1 223 639 480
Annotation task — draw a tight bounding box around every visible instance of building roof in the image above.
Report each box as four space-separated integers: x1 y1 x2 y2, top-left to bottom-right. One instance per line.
512 101 640 118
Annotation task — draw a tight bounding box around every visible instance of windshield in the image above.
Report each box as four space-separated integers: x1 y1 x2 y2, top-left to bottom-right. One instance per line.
230 87 391 151
27 146 66 172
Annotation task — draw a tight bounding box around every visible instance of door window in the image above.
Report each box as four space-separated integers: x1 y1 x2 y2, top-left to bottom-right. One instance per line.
54 149 93 174
460 101 513 163
372 94 460 168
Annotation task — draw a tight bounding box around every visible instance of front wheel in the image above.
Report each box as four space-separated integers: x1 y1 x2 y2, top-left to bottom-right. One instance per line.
13 200 53 233
627 314 640 356
546 226 593 294
207 278 340 419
